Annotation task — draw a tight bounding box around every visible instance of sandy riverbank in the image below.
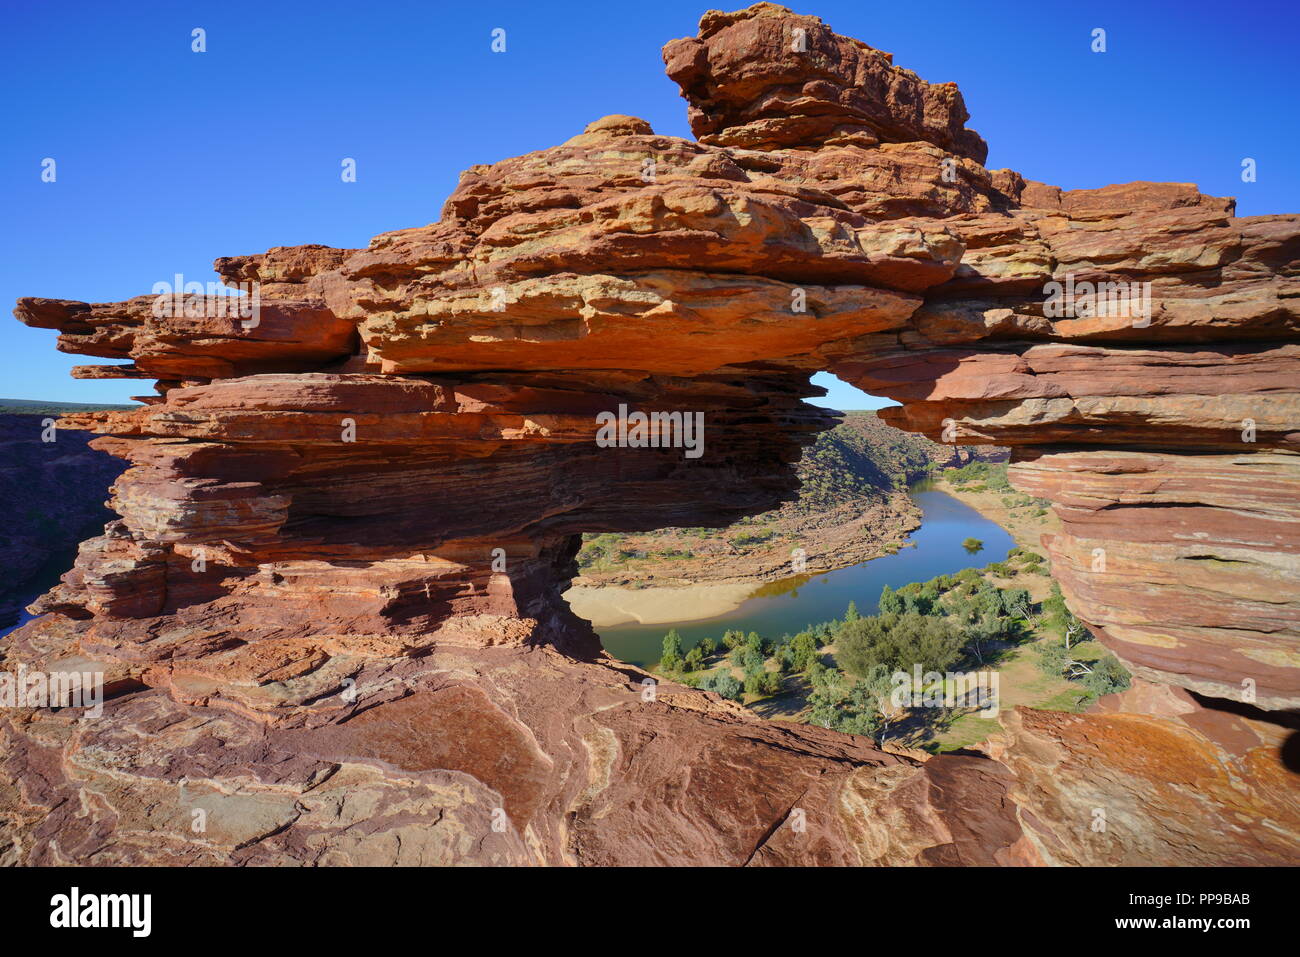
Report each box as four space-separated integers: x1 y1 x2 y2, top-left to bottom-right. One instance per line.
563 581 757 627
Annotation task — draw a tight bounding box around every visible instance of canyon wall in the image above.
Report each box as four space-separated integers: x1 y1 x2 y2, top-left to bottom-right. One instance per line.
0 414 126 631
2 3 1296 866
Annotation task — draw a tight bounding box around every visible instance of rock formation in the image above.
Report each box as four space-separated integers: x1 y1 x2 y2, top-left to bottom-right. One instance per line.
3 3 1296 865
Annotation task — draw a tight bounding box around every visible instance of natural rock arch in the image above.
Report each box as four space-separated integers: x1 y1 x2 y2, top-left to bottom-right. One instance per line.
5 3 1297 865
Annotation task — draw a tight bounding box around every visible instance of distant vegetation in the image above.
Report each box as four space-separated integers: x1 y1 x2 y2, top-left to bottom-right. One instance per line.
945 461 1011 492
945 462 1052 514
786 410 940 514
0 398 136 414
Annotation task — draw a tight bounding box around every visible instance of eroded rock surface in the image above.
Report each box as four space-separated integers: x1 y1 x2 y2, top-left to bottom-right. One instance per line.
4 3 1297 865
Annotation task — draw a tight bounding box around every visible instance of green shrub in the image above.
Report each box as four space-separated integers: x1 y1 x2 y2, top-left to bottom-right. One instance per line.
788 632 820 672
837 612 964 678
699 672 742 701
1083 655 1132 698
1036 640 1069 677
744 670 785 698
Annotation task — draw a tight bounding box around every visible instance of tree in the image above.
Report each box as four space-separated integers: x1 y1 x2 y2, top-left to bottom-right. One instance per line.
721 629 745 651
902 592 933 616
965 613 1000 665
836 612 964 678
788 632 820 672
848 664 898 741
697 637 716 658
1038 636 1101 682
1063 618 1087 654
807 665 892 739
806 659 832 689
945 592 976 626
974 584 1003 620
717 674 742 700
662 629 683 661
878 585 904 615
1001 588 1032 621
1043 581 1082 637
743 669 781 697
1083 655 1131 697
759 670 783 696
700 671 742 701
1036 640 1069 678
844 600 861 621
683 645 704 672
808 669 851 730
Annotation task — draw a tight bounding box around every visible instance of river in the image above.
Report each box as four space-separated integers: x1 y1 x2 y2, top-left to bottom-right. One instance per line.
595 480 1014 669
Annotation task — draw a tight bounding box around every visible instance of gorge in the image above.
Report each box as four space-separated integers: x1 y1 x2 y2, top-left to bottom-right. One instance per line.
593 479 1016 668
2 3 1296 866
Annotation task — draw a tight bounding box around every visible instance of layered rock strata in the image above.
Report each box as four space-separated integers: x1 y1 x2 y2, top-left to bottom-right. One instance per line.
3 3 1296 865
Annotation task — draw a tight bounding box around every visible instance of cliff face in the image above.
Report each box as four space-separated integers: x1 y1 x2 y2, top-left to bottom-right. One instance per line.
0 414 126 631
3 3 1296 866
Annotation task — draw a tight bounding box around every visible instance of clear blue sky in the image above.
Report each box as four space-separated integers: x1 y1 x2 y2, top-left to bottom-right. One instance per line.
3 0 1297 409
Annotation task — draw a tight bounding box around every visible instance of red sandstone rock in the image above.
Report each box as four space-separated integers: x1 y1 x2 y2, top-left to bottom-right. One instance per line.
663 3 988 161
4 2 1297 866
